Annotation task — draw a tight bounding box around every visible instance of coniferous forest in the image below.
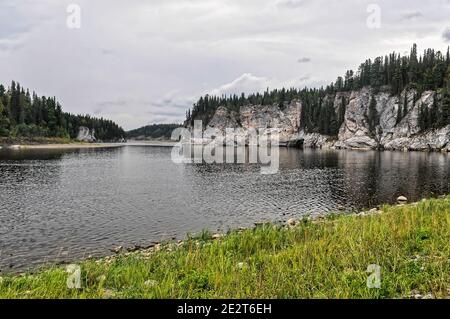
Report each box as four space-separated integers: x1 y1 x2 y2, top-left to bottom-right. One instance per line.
126 124 182 140
0 81 125 142
186 44 450 136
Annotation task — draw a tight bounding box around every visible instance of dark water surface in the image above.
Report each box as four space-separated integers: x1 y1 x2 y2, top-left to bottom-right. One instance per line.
0 145 449 272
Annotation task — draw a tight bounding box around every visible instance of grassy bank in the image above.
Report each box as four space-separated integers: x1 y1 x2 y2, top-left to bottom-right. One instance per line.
0 136 75 146
1 197 449 299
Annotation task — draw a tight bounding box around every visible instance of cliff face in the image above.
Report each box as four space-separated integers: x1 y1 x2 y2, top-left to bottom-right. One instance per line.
336 88 450 151
207 102 301 143
201 87 450 151
76 126 96 143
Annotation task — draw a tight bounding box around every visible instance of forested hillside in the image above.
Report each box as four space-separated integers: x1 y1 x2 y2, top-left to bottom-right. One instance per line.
126 124 182 140
0 81 125 142
186 44 450 136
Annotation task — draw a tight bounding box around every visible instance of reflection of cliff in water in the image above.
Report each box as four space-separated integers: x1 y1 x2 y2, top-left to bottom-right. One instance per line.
335 151 450 209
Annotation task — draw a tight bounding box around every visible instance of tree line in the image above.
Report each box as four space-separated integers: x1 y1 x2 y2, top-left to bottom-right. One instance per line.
0 81 125 141
126 124 181 140
186 44 450 136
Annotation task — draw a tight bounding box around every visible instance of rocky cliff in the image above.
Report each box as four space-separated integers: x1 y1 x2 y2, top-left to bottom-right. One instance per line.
336 87 450 151
77 126 96 143
200 87 450 151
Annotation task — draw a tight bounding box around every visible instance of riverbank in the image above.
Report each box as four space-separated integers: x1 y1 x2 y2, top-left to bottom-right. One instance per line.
14 143 124 150
0 137 124 150
0 197 449 299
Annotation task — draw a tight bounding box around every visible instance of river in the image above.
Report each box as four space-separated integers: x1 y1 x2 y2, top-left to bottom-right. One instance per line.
0 144 449 272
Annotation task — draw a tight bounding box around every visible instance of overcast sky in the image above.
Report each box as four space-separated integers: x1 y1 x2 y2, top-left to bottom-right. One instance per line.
0 0 449 130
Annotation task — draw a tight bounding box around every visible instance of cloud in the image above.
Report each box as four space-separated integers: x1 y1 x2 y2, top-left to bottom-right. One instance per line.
210 73 270 96
97 99 128 107
276 0 308 9
100 49 115 56
297 57 311 63
400 11 423 21
443 27 450 41
0 39 24 52
299 75 311 82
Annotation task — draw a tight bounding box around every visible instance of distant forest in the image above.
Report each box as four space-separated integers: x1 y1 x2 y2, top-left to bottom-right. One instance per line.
126 124 182 140
186 44 450 136
0 81 125 141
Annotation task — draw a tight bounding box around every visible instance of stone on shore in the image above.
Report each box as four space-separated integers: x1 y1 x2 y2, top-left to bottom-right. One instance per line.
212 234 224 240
397 196 408 203
286 218 297 227
110 245 123 254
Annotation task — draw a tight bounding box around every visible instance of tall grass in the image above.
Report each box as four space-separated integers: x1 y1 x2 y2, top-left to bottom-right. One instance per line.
1 197 449 299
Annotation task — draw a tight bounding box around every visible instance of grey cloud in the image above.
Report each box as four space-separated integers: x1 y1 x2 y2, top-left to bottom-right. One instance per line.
151 98 193 110
297 57 311 63
94 99 130 116
97 99 129 107
443 28 450 41
299 75 311 82
0 1 51 40
147 110 183 117
400 11 423 21
101 49 115 55
277 0 308 9
0 40 24 52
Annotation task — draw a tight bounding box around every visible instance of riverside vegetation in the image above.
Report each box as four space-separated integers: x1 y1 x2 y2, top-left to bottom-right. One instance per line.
0 196 449 299
0 81 125 143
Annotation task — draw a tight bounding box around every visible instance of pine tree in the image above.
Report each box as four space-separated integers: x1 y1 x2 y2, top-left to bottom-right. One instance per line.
338 96 346 127
419 103 430 130
396 99 403 124
440 89 450 126
0 98 9 136
429 96 439 128
409 43 419 84
368 94 379 134
403 91 409 118
446 46 450 65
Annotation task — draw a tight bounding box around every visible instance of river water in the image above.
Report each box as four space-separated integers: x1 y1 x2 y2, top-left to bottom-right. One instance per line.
0 145 449 272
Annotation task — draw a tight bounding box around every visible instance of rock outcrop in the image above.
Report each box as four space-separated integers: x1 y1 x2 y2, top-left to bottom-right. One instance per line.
196 87 450 151
77 126 96 143
336 88 449 151
206 101 301 144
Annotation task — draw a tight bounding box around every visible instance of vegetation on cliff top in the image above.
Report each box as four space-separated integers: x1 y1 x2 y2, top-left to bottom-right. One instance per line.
0 82 125 143
186 44 450 136
1 196 449 299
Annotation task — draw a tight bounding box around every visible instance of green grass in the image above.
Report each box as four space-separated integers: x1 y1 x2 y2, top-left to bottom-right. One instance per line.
0 136 78 145
1 197 449 299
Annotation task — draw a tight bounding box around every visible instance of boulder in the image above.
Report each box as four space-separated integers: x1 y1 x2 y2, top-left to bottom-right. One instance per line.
397 196 408 203
286 218 297 227
110 245 123 254
212 233 224 240
77 126 96 143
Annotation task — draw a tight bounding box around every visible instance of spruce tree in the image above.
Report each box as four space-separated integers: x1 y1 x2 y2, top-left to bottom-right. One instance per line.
440 89 450 126
368 94 379 134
